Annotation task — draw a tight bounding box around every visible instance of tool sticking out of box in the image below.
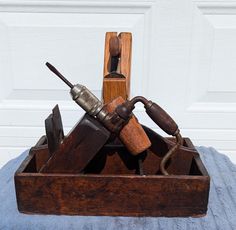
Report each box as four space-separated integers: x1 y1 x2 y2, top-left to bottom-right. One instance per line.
14 32 209 217
43 62 183 175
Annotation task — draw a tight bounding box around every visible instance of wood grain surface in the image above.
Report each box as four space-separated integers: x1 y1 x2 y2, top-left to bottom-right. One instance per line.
105 96 151 155
15 130 209 217
102 32 132 103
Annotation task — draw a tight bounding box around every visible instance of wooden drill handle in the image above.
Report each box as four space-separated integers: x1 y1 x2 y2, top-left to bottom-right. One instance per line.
106 96 151 155
145 102 178 136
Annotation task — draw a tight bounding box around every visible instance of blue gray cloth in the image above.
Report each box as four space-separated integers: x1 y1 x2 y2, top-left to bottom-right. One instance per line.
0 147 236 230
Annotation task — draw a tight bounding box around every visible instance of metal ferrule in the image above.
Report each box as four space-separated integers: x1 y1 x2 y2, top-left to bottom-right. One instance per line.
96 108 109 121
70 84 104 117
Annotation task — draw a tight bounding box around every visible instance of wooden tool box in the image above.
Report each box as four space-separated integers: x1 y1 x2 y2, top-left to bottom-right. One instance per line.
14 32 210 217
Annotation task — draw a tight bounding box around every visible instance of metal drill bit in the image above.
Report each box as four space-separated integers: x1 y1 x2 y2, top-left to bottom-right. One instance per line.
46 62 104 118
46 62 74 89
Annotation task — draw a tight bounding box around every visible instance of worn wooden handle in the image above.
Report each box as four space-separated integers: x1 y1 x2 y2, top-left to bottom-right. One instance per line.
109 36 121 57
146 102 178 136
106 96 151 155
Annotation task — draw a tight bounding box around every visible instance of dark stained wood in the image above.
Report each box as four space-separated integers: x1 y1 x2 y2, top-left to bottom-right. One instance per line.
40 114 110 173
45 105 64 155
31 147 49 172
145 101 178 136
15 127 210 217
85 142 142 175
88 126 196 176
15 173 209 217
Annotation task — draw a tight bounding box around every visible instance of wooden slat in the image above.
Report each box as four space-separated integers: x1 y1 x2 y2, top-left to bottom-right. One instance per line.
119 32 132 98
40 114 110 173
44 105 64 155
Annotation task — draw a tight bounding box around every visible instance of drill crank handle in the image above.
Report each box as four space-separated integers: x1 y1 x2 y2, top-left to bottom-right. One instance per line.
118 96 179 136
116 96 182 175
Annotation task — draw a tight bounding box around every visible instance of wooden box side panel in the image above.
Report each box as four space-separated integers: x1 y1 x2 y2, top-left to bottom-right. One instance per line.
15 174 209 217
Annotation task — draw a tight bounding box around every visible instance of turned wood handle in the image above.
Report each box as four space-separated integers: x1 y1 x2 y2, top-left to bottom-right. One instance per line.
109 36 121 57
106 96 151 155
145 102 178 136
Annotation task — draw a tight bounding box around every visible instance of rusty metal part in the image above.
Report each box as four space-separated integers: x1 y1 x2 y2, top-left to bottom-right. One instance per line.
101 110 130 134
160 131 183 175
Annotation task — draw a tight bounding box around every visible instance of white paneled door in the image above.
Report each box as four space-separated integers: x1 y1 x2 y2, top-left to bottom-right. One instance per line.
0 0 235 168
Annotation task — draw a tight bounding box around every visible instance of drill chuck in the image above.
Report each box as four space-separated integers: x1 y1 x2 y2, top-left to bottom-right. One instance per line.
70 84 104 117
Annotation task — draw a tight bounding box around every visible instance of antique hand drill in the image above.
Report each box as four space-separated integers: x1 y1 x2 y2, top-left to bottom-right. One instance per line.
46 62 183 175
